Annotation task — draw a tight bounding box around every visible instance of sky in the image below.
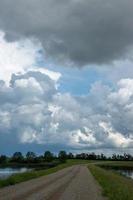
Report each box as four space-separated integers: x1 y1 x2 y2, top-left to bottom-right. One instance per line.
0 0 133 155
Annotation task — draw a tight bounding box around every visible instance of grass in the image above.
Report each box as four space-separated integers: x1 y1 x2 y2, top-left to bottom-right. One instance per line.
0 159 90 188
1 158 133 200
88 164 133 200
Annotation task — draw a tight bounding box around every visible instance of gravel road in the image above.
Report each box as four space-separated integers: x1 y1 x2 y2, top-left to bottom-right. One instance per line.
0 165 106 200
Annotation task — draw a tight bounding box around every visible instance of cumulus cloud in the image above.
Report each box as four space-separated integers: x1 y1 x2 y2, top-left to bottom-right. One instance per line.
0 27 132 154
0 31 61 85
0 0 133 66
0 69 133 153
0 31 41 84
99 122 132 148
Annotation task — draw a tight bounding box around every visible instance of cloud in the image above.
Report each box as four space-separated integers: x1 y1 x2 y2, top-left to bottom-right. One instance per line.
99 122 132 148
0 31 41 84
0 31 61 85
0 69 133 153
0 0 133 66
29 68 61 82
0 30 132 154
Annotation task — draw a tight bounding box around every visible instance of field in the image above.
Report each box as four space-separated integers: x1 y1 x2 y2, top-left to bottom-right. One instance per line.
88 162 133 200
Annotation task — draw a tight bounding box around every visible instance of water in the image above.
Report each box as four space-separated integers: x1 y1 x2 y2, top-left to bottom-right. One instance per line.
0 167 32 179
116 169 133 179
101 166 133 180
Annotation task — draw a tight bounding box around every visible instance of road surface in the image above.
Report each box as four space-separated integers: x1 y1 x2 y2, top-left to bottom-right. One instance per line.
0 165 107 200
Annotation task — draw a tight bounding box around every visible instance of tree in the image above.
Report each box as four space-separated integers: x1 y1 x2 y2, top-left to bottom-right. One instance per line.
68 152 74 159
12 152 23 162
26 151 36 162
87 153 96 160
112 154 117 161
44 151 53 162
58 151 67 163
0 155 7 163
100 153 106 160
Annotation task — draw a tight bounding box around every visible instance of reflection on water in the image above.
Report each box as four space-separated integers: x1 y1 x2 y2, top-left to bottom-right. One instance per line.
117 169 133 179
0 168 32 179
100 165 133 180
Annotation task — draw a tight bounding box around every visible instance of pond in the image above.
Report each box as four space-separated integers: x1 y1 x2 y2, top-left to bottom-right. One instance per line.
100 165 133 180
0 167 32 179
116 169 133 179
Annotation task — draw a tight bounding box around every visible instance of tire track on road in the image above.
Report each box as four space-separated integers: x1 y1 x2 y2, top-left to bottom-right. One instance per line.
0 166 80 200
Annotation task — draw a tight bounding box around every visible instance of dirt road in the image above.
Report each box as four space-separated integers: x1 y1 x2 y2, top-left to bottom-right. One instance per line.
0 165 106 200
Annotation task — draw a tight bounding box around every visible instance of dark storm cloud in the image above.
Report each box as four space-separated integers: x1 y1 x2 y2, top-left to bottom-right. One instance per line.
0 0 133 65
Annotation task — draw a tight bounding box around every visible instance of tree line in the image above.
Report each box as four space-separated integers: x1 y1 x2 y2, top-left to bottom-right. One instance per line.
0 151 67 164
0 151 132 164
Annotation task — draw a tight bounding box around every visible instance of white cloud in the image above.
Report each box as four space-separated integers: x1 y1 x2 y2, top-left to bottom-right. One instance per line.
109 79 133 105
21 127 39 143
29 67 61 82
0 31 41 85
0 30 62 87
0 69 133 152
14 77 43 95
99 122 133 148
0 30 132 153
1 72 133 152
70 127 97 147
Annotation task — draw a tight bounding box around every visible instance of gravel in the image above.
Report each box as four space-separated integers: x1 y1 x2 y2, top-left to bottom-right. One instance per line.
0 165 107 200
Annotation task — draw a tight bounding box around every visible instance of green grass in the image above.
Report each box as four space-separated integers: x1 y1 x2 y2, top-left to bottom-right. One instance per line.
88 164 133 200
0 159 90 188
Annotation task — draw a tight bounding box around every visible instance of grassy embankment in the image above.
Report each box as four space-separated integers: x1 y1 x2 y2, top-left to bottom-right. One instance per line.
1 158 133 200
0 159 89 188
88 161 133 200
